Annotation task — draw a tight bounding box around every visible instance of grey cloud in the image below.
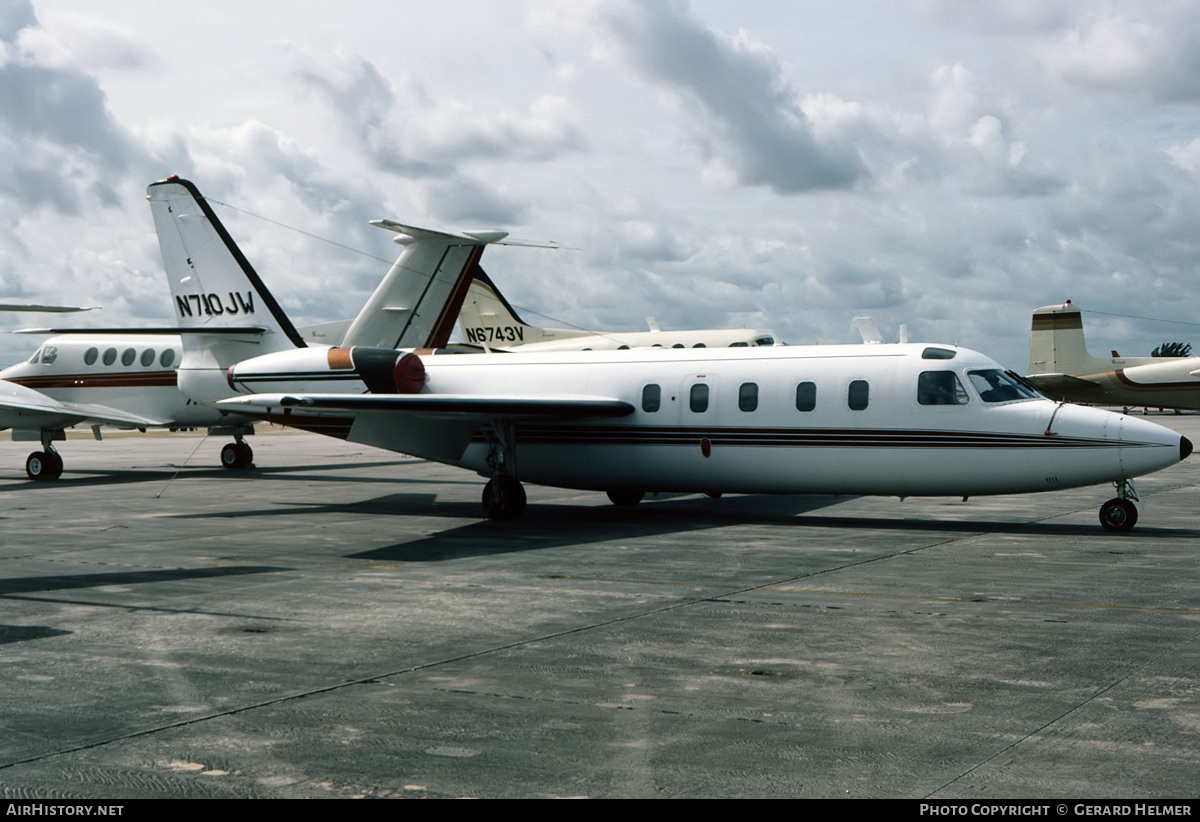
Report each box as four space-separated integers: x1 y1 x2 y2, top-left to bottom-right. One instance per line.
593 0 866 193
0 0 35 41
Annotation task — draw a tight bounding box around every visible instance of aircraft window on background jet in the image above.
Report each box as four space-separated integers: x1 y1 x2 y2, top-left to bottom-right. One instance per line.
690 383 709 413
755 337 775 346
795 381 816 411
917 371 969 405
41 345 57 365
121 348 136 366
672 343 685 349
160 349 176 368
140 349 156 367
968 370 1039 403
729 341 749 347
84 347 98 366
618 345 630 350
642 384 661 412
102 348 117 366
739 382 758 412
693 343 706 348
848 380 869 410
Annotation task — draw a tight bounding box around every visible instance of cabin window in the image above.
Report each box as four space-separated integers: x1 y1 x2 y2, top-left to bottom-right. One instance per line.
968 369 1040 403
729 341 748 347
690 383 709 413
848 380 869 411
755 337 775 346
140 349 156 367
642 384 661 412
102 348 117 366
917 371 969 405
160 349 176 368
738 382 758 412
692 343 706 348
672 343 685 349
795 381 816 412
121 348 136 366
84 347 98 366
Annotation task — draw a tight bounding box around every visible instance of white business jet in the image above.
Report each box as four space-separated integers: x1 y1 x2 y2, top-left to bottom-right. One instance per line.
0 177 501 479
148 177 1191 531
457 268 779 351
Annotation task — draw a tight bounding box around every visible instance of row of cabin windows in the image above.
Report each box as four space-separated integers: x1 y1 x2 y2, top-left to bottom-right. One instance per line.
640 370 1036 414
80 346 178 368
590 336 775 351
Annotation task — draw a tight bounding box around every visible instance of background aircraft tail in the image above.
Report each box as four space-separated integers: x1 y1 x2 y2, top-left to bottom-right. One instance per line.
1028 302 1121 377
147 177 307 366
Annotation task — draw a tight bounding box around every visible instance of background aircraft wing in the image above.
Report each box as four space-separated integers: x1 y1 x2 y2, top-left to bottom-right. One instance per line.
0 380 174 429
1024 373 1105 395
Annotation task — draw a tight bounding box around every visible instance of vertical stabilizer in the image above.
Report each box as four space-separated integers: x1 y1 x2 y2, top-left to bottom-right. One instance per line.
341 222 508 350
1028 302 1116 376
147 177 306 356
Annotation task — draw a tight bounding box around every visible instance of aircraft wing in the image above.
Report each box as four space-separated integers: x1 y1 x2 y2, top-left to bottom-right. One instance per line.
216 392 634 419
216 391 633 462
0 380 174 430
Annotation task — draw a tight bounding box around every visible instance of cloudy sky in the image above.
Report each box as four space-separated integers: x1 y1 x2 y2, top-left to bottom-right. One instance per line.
3 0 1200 369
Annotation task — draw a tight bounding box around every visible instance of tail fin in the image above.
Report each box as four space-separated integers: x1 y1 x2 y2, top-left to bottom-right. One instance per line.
1028 302 1131 376
147 176 307 358
340 223 509 350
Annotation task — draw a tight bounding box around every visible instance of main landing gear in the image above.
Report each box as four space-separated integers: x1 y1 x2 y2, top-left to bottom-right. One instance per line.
480 420 526 520
1099 479 1140 532
220 440 254 469
26 448 63 481
214 425 255 470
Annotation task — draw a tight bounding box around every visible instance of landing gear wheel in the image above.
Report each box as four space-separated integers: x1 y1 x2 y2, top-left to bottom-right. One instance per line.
606 489 645 506
1099 498 1138 532
220 441 254 469
482 476 527 521
26 450 63 481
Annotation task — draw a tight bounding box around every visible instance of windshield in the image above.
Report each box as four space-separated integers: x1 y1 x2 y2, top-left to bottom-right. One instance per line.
968 369 1040 403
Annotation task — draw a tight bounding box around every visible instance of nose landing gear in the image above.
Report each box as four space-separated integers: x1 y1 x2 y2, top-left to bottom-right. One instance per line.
1099 479 1140 532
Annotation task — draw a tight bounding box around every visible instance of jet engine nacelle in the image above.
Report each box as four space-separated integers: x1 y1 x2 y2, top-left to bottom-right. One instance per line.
183 346 426 402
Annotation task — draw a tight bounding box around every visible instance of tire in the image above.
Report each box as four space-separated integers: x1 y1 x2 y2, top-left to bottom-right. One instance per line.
482 476 527 521
606 489 644 506
1099 498 1138 532
26 450 62 481
221 442 254 469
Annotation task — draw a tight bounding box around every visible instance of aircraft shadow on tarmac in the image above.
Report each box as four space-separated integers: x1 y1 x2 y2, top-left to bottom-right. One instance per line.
0 565 288 598
344 493 1200 562
0 460 424 490
156 487 1200 561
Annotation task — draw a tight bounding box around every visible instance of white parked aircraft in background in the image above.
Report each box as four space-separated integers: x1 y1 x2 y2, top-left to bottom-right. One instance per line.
0 177 503 479
1027 301 1200 410
457 268 778 351
149 177 1190 531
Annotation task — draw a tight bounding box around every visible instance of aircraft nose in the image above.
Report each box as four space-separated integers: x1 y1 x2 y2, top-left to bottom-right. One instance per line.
1182 436 1193 461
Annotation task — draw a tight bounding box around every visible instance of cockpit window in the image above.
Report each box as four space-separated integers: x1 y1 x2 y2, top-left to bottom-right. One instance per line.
918 371 969 405
755 337 775 347
968 370 1041 403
